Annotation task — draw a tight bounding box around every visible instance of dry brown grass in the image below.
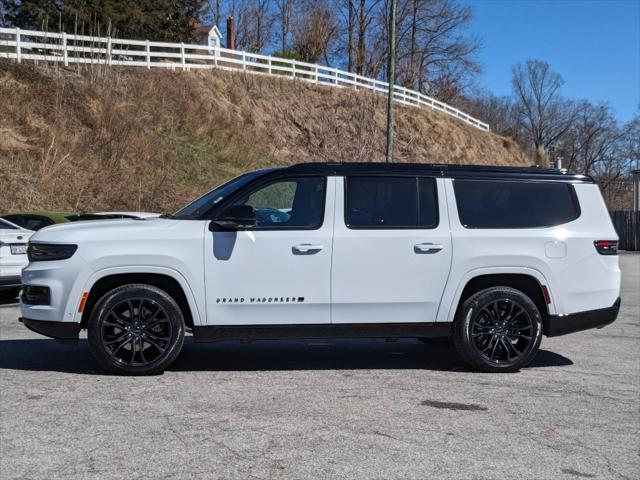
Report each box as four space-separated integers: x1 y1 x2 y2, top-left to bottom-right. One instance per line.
0 60 531 213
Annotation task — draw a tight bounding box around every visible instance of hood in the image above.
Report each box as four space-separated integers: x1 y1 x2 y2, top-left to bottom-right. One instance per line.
30 217 191 243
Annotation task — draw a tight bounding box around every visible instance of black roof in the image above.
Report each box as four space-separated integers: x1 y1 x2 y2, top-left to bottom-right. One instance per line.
285 162 594 183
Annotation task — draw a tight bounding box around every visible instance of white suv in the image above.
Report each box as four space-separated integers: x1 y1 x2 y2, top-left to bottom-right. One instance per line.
19 163 621 374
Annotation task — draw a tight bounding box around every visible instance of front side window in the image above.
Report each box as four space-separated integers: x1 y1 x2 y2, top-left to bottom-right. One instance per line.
453 179 580 228
173 171 271 220
345 176 438 229
225 176 326 229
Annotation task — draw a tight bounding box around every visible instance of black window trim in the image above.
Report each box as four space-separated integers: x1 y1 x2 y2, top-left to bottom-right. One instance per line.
212 174 328 232
452 178 582 229
344 175 440 230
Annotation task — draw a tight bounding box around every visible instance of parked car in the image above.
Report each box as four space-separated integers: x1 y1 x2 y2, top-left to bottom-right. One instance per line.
2 211 159 231
0 218 33 298
19 163 621 375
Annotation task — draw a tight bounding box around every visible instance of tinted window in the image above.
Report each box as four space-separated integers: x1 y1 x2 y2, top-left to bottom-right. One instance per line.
453 179 580 228
0 220 17 229
345 177 438 229
226 176 326 229
3 215 55 231
173 171 271 219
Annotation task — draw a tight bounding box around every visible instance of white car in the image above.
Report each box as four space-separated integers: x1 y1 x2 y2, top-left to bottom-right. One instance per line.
0 218 33 297
19 163 621 374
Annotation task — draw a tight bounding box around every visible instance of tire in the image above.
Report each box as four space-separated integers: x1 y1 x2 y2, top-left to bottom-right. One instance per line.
453 287 542 373
87 284 185 375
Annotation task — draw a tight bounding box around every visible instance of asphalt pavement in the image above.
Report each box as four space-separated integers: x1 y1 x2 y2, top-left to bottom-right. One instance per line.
0 254 638 479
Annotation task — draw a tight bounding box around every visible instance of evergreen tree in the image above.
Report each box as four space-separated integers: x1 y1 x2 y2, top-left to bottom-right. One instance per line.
3 1 204 42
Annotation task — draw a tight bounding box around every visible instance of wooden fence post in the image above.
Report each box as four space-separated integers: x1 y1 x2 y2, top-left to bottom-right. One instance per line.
181 42 186 71
268 57 272 75
62 32 68 66
242 51 246 71
15 27 21 63
146 40 151 69
107 36 112 66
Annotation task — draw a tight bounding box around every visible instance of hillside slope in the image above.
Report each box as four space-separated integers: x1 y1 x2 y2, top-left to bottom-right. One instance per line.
0 60 531 213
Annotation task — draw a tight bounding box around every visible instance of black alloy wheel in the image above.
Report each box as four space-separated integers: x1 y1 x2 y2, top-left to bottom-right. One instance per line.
88 284 185 375
453 286 542 372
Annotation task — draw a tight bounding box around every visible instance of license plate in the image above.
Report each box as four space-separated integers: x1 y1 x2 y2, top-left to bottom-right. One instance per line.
10 244 27 255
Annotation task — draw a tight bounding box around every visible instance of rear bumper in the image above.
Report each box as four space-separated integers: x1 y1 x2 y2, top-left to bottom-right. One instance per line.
0 275 21 291
19 317 80 342
544 298 621 337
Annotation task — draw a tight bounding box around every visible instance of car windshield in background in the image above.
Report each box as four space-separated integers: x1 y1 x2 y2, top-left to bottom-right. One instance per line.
173 170 275 220
65 214 137 222
0 219 18 229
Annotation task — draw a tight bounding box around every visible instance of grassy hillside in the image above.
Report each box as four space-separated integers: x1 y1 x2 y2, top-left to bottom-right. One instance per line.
0 60 531 213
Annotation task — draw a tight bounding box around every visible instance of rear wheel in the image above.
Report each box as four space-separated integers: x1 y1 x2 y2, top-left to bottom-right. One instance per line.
87 284 185 375
453 287 542 372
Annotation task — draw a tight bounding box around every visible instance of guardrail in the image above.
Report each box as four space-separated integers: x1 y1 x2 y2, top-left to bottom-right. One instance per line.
0 26 490 131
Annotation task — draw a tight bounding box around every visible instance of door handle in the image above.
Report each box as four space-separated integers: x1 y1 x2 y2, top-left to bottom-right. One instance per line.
292 244 324 255
414 243 444 254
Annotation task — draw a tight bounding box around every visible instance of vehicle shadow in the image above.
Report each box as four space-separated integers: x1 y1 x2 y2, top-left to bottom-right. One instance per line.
0 337 573 375
0 297 18 306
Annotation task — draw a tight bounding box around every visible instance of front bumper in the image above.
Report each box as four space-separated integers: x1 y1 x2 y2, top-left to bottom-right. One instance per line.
0 275 21 291
19 317 81 342
544 297 621 337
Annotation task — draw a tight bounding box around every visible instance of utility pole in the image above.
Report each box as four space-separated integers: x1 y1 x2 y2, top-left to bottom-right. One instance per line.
385 0 397 163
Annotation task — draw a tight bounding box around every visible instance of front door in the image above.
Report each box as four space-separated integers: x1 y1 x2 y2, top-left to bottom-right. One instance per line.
331 176 452 324
204 175 335 325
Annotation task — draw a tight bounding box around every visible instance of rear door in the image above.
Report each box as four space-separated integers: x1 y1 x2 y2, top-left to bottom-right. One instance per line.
331 176 452 324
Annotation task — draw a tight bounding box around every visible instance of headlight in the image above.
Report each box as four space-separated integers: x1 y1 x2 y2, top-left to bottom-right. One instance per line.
27 243 78 262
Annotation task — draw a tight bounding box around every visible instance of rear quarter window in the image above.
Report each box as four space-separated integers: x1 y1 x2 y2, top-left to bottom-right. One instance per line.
453 179 580 229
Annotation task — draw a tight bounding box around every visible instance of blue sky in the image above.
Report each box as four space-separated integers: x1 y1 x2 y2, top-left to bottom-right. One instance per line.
465 0 640 123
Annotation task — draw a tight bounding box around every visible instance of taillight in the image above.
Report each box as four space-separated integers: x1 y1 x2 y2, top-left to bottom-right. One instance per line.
594 240 618 255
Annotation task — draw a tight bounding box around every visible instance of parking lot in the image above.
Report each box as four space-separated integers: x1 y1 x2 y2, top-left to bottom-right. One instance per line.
0 253 637 479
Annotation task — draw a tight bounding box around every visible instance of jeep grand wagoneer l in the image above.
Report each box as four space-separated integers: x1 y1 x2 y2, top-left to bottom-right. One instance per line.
20 163 621 374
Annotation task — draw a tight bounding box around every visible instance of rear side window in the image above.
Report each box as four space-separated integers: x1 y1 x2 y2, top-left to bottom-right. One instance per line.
345 176 438 229
453 179 580 228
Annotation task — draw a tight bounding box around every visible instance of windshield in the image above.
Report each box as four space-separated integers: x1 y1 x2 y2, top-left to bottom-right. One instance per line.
173 170 273 219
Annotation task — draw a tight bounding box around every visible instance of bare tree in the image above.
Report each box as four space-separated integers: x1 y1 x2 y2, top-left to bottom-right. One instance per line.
374 0 480 97
205 0 224 27
354 0 382 75
292 0 337 63
348 0 355 71
274 0 294 52
235 0 273 52
512 60 578 166
624 109 640 170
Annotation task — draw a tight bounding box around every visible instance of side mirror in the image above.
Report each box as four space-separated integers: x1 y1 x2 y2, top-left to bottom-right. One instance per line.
209 205 256 231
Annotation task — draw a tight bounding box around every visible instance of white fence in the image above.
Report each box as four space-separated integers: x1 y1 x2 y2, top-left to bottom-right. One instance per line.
0 27 490 131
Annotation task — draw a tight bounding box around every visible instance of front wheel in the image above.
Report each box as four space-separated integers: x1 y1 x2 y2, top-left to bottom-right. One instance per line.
453 287 542 372
87 284 185 375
